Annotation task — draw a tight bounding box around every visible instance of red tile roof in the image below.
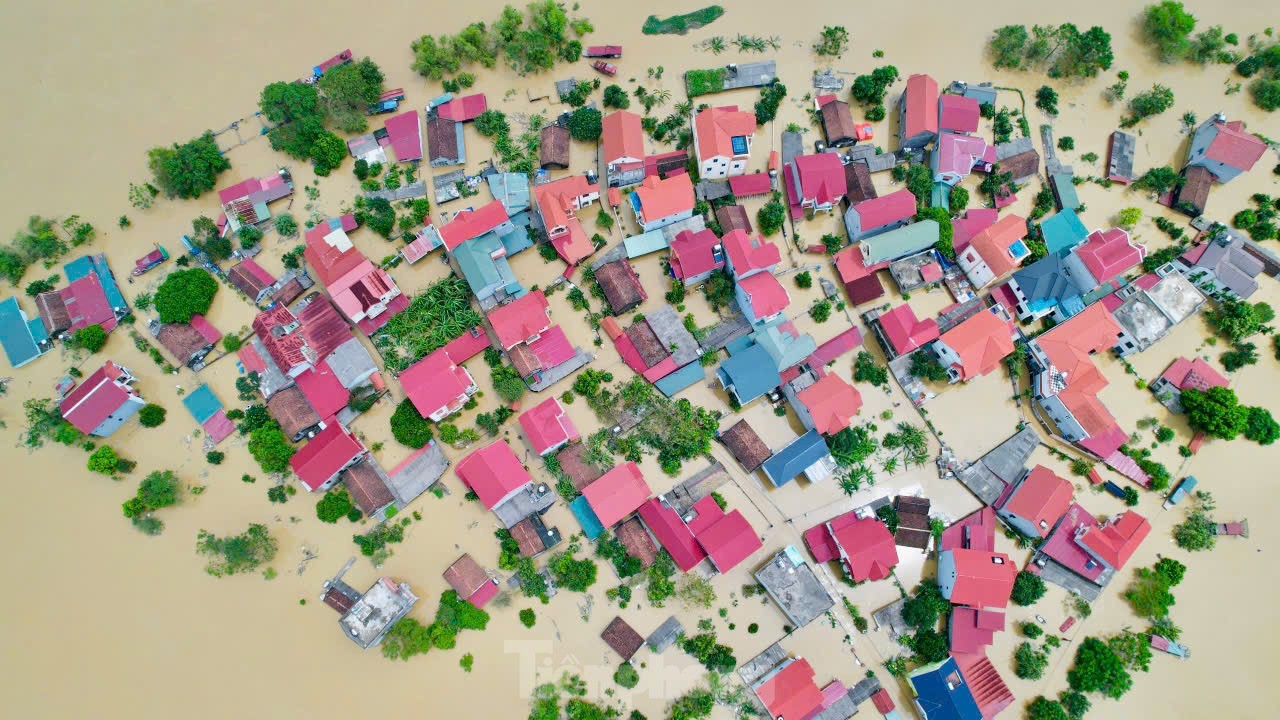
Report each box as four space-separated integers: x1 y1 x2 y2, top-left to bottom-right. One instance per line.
455 440 533 509
729 172 773 197
602 110 645 164
442 326 492 365
439 200 510 251
902 74 940 140
722 229 780 276
304 215 365 287
443 553 496 607
436 93 488 122
1075 228 1145 285
796 374 862 435
518 397 579 455
384 110 423 162
1002 465 1073 537
850 189 916 231
582 462 651 528
487 291 552 349
634 173 695 221
943 548 1017 609
693 105 756 162
940 506 997 552
937 310 1015 381
290 423 364 491
968 213 1027 279
934 132 990 179
1158 356 1228 392
669 228 725 280
684 497 763 572
60 361 137 433
871 689 896 714
754 658 824 720
60 274 118 333
638 499 708 571
737 272 790 319
878 303 940 356
1203 120 1267 172
939 94 980 134
399 345 475 418
1078 510 1150 570
527 324 575 368
791 153 847 205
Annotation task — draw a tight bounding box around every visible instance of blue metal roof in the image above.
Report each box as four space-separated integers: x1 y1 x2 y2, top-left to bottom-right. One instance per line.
716 343 781 404
0 297 47 368
908 657 982 720
1039 209 1088 257
182 384 224 424
569 495 605 539
760 430 829 487
654 362 705 397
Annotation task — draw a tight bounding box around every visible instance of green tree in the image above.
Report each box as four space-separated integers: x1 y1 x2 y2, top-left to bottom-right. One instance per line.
1180 386 1248 439
317 57 384 133
1133 166 1184 195
1142 2 1198 62
1252 78 1280 112
1067 637 1133 699
311 131 348 175
87 445 121 475
138 403 167 427
948 186 970 214
603 84 630 109
1015 641 1050 679
1124 85 1176 126
549 550 597 591
1117 207 1143 227
147 132 231 199
71 324 107 353
1244 406 1280 445
757 194 787 236
917 206 955 259
1058 691 1091 720
1035 86 1060 114
1011 570 1047 606
137 470 180 510
248 421 295 473
1206 298 1273 342
1026 697 1069 720
910 628 949 663
814 26 850 57
908 350 949 382
1125 566 1177 618
316 488 354 523
613 662 640 688
196 523 278 577
989 25 1031 68
519 608 537 627
390 398 434 448
850 65 900 106
206 451 225 465
154 269 218 323
1107 631 1153 672
566 107 603 141
853 351 889 387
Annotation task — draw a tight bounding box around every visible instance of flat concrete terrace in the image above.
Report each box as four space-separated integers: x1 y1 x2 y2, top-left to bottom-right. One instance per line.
1032 558 1108 602
645 305 702 367
365 181 427 202
528 347 593 392
492 483 556 528
667 461 731 515
754 547 835 628
693 60 777 93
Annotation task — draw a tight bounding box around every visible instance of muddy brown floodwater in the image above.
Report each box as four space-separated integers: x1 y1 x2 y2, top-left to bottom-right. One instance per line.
2 0 1279 718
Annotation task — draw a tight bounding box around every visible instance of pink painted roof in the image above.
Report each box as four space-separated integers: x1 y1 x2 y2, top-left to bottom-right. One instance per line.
1075 228 1145 284
1039 502 1106 581
304 214 365 287
755 658 824 720
638 499 707 571
528 324 575 368
294 362 351 420
290 423 364 491
850 189 916 231
443 327 492 365
517 397 580 454
399 346 474 417
355 292 408 334
952 208 999 254
201 409 235 444
238 344 268 373
669 228 725 280
939 94 980 134
60 361 135 433
968 213 1027 278
937 310 1014 381
878 303 940 356
439 200 510 251
551 219 595 265
952 652 1016 720
487 291 552 349
582 462 651 528
728 172 772 196
902 74 939 140
1001 465 1073 537
949 606 1002 655
436 93 488 122
455 440 533 510
797 374 862 435
935 132 990 178
695 507 762 572
921 261 942 283
383 110 423 162
1078 511 1150 570
722 229 780 275
1204 120 1266 172
822 512 898 582
871 689 896 714
941 506 997 552
239 257 276 286
61 274 117 333
944 548 1017 609
808 326 863 367
1158 356 1228 392
803 523 840 563
792 153 847 205
738 272 790 319
187 314 222 344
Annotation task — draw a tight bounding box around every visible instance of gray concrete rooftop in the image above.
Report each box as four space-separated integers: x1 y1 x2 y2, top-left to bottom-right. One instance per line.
754 547 835 628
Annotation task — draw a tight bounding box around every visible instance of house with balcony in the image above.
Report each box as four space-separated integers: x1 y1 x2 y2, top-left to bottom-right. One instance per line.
630 174 695 233
693 106 756 179
957 214 1028 289
932 306 1016 383
844 189 916 241
533 175 600 265
785 153 846 219
304 214 407 333
59 360 145 437
1185 114 1267 184
602 111 646 187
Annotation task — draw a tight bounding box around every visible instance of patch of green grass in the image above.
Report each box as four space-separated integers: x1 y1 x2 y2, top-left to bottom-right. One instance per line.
685 68 727 97
643 6 725 36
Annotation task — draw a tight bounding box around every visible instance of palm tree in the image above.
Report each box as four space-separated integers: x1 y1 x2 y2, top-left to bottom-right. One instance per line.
674 100 693 116
651 88 672 107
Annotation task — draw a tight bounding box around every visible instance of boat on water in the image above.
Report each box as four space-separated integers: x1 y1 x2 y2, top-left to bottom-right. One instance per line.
1150 634 1190 658
1163 475 1198 510
132 245 169 275
591 61 618 77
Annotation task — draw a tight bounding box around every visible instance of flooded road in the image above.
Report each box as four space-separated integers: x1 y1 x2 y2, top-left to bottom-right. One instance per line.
2 1 1278 718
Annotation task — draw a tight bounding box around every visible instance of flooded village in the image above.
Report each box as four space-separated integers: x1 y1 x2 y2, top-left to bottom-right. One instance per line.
2 1 1279 719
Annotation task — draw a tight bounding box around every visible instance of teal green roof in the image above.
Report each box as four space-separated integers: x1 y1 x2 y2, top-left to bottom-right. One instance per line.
623 229 669 258
654 362 705 397
454 232 518 298
930 182 951 210
1039 209 1088 256
752 316 817 371
1051 174 1079 210
860 220 940 265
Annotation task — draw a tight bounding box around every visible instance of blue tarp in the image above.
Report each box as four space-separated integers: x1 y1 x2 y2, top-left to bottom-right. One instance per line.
654 362 705 397
569 495 605 540
182 384 224 424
